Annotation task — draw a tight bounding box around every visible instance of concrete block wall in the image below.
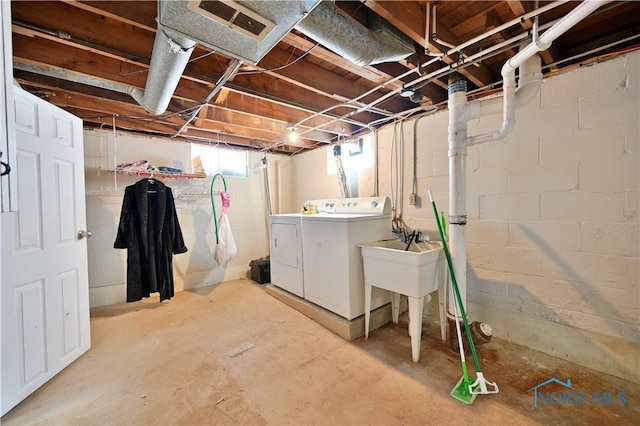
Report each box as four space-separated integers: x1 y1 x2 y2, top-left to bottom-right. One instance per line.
83 130 283 308
290 51 639 382
463 52 638 373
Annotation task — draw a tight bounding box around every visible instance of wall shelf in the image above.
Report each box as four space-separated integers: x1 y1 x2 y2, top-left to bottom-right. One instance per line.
100 168 207 180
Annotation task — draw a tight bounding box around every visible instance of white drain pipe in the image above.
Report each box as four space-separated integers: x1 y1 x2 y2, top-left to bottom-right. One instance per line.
447 0 610 322
467 0 611 145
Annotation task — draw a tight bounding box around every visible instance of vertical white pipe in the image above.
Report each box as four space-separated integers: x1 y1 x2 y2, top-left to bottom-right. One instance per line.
447 86 468 319
275 160 281 214
432 5 437 37
425 3 430 49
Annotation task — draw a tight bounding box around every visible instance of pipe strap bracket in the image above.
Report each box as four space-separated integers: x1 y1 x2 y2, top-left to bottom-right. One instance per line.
449 215 467 225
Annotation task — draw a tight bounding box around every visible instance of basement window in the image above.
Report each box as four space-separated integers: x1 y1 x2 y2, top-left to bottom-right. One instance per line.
191 143 248 178
327 135 372 175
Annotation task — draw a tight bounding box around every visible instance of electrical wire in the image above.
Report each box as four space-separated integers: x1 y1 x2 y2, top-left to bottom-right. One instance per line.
235 42 321 76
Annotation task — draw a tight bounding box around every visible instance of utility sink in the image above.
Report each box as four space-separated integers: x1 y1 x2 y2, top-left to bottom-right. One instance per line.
359 239 446 362
359 239 444 298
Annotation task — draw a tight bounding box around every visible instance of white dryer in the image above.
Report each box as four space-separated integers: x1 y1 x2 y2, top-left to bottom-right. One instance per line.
269 199 338 298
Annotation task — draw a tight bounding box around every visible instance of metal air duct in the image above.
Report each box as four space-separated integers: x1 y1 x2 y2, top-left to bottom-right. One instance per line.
295 1 415 66
129 0 321 115
127 26 196 115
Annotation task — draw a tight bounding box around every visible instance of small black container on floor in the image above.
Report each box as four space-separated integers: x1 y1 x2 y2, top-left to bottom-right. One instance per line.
250 257 270 284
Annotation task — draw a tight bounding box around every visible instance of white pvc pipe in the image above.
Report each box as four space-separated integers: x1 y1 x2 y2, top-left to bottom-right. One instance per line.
284 1 569 146
466 55 542 121
447 0 568 58
466 0 611 146
275 160 281 214
425 3 430 50
446 0 610 324
447 87 468 319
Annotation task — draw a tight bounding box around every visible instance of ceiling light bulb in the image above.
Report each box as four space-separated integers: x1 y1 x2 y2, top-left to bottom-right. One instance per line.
400 87 415 97
288 131 298 142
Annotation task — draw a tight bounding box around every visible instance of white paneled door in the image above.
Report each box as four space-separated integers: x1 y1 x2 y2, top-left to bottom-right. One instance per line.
1 87 90 415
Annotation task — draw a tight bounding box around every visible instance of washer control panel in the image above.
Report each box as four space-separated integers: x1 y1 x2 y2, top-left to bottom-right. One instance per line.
303 199 338 213
302 197 391 215
335 196 391 214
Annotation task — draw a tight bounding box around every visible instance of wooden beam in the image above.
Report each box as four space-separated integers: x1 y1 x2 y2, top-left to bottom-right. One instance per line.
485 9 518 59
16 75 328 151
363 0 497 88
14 1 397 129
282 32 405 89
66 0 158 32
12 33 368 134
259 44 399 106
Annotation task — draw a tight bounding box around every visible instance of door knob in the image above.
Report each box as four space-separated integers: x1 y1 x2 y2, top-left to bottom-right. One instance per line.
77 230 92 240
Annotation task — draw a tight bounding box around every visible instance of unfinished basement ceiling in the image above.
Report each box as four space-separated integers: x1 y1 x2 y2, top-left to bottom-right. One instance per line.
10 1 640 153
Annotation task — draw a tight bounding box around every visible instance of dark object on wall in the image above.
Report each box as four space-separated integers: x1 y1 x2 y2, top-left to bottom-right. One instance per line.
250 257 270 284
0 151 10 176
114 178 188 302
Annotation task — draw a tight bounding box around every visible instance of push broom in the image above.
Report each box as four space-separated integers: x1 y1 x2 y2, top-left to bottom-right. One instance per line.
428 190 499 402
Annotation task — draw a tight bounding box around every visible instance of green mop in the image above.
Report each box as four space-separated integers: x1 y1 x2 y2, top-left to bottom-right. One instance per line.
428 191 499 403
449 254 476 404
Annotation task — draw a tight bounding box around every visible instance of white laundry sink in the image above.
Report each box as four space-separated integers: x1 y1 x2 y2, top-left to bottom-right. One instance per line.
359 238 446 362
359 239 444 298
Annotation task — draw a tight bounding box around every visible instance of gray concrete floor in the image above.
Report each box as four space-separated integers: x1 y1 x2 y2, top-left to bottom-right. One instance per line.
2 279 638 425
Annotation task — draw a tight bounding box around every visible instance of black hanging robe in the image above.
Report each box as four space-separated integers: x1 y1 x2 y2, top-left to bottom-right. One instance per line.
114 179 188 302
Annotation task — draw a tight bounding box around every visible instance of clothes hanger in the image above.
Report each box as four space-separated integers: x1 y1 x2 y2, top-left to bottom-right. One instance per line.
147 170 157 193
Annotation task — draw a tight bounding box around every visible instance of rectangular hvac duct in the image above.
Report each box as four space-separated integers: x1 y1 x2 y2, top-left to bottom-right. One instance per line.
159 0 322 64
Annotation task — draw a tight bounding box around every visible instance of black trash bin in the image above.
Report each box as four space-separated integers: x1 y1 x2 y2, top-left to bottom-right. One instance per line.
249 257 270 284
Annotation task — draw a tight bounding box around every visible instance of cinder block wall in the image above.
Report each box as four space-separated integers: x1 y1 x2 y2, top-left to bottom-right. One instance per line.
291 52 639 382
461 52 639 382
83 131 282 307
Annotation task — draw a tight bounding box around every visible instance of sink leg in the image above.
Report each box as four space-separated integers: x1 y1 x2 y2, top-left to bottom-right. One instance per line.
408 296 424 363
438 264 447 342
391 291 400 324
364 284 372 338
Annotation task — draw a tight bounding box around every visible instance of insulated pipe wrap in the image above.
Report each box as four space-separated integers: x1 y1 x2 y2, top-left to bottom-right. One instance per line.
296 1 413 66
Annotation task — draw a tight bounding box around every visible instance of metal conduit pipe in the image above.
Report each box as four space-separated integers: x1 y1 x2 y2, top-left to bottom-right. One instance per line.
295 1 414 66
127 25 196 115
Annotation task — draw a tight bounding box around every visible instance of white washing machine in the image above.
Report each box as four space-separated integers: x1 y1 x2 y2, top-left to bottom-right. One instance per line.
269 199 338 298
301 197 392 320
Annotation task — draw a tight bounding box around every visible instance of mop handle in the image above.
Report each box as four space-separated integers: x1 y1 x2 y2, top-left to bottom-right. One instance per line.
428 190 482 372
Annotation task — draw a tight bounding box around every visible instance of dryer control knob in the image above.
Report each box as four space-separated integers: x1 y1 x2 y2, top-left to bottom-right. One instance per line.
371 201 378 208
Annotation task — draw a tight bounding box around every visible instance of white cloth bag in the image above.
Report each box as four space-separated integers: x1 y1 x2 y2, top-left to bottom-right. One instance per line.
213 212 237 267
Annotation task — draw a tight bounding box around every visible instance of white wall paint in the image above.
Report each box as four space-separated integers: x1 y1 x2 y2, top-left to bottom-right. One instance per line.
83 130 290 307
290 52 640 382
